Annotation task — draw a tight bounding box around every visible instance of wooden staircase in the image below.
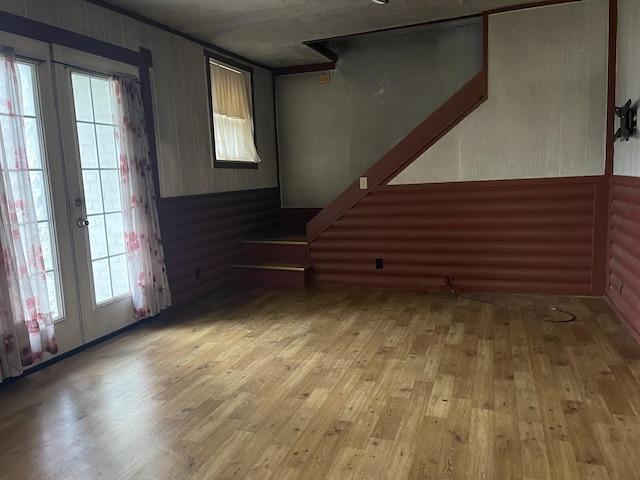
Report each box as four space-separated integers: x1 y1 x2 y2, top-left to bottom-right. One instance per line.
233 233 313 288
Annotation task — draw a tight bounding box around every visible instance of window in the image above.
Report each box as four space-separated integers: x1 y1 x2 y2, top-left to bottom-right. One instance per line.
208 58 261 168
3 60 64 320
71 72 129 304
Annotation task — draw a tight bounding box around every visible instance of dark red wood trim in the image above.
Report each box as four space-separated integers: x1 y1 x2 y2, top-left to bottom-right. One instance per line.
609 175 640 188
377 175 602 192
306 70 488 242
273 62 336 76
305 15 481 47
158 186 280 204
0 10 145 67
484 0 581 15
606 0 617 177
606 176 640 336
303 42 339 63
84 0 267 70
592 176 610 295
604 0 617 299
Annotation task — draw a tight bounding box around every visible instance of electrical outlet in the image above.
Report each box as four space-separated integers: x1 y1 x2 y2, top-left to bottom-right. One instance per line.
375 258 383 269
359 177 368 190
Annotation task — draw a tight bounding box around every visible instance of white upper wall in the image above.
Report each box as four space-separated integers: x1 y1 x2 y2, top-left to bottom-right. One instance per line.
614 0 640 177
0 0 278 197
390 0 609 186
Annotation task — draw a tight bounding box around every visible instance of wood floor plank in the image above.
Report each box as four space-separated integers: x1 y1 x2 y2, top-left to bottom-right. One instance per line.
1 285 640 479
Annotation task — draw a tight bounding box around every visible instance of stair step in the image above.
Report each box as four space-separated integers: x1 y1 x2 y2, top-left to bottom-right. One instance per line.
244 239 307 246
242 238 310 265
233 264 311 272
233 263 312 288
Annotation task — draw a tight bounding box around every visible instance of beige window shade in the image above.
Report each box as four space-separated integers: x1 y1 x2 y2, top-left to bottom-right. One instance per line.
210 61 261 163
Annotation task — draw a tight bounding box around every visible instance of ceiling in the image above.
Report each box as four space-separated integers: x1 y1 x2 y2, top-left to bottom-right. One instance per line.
100 0 537 69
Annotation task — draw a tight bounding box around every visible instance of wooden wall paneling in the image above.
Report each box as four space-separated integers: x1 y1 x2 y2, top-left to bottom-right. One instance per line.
477 14 509 180
505 7 542 179
587 0 610 176
591 176 609 295
607 177 640 334
253 67 279 189
194 48 214 193
311 178 599 296
539 6 563 178
0 1 25 16
172 36 207 195
425 126 460 181
122 14 147 51
148 27 182 198
558 3 588 177
158 187 280 306
24 0 58 25
55 0 89 37
102 6 125 48
164 31 189 195
457 102 480 181
85 1 106 42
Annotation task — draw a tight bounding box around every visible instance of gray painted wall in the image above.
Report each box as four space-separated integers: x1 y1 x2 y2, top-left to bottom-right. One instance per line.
276 19 484 207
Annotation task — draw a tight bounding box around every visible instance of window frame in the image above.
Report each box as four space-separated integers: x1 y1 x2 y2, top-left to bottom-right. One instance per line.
205 51 259 170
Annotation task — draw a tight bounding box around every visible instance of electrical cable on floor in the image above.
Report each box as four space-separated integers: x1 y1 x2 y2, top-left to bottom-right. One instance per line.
444 277 576 323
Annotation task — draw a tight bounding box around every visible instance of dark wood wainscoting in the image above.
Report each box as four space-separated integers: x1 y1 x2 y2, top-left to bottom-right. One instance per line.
158 187 280 306
607 176 640 336
311 176 607 296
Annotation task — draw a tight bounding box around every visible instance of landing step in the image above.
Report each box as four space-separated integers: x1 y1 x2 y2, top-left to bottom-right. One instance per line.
233 264 311 272
243 239 307 246
233 263 312 288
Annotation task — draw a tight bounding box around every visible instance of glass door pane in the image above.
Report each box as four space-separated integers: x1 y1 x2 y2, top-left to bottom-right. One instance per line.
70 73 129 305
1 60 64 320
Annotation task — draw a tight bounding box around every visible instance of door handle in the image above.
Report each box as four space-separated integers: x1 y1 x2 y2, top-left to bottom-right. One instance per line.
76 218 90 228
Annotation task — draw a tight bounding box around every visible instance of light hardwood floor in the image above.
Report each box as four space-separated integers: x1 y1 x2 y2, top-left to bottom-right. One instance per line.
1 285 640 480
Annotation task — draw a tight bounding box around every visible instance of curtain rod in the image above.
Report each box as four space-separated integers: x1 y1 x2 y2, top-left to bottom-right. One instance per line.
15 54 46 65
51 60 113 79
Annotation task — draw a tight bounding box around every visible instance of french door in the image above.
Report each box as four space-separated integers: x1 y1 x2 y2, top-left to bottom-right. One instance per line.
2 32 140 356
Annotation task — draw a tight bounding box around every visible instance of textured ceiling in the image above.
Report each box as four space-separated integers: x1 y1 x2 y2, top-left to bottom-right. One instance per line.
101 0 536 68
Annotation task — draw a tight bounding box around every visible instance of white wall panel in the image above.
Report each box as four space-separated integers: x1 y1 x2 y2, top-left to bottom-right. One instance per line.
390 0 608 186
1 0 278 197
102 7 125 48
85 2 106 42
24 0 58 24
614 0 640 177
2 0 25 16
147 27 182 197
56 0 89 37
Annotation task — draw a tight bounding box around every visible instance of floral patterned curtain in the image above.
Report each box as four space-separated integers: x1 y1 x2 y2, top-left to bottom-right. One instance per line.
0 47 57 381
111 74 171 320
